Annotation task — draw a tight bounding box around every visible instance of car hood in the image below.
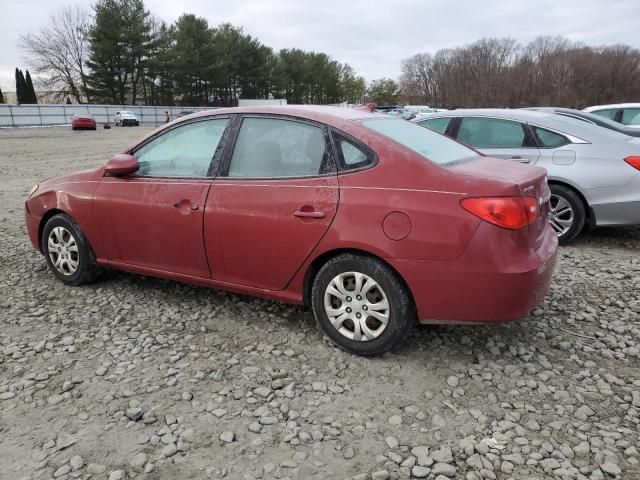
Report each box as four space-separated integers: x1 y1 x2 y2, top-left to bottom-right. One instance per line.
119 113 137 118
38 168 103 190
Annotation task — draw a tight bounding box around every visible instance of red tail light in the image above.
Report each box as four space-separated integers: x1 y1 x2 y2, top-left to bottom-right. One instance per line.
624 156 640 171
461 196 538 230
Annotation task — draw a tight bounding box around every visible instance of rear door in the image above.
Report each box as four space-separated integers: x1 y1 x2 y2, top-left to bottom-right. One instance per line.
456 116 541 164
204 115 338 290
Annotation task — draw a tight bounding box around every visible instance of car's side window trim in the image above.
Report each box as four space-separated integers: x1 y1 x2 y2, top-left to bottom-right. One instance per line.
126 115 234 180
456 116 537 149
528 124 571 149
328 128 378 174
217 114 337 180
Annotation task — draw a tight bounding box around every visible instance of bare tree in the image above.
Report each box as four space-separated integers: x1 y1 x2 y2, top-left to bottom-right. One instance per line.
19 5 91 103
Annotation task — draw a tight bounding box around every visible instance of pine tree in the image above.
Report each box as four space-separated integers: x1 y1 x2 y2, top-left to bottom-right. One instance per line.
25 70 38 104
15 68 27 104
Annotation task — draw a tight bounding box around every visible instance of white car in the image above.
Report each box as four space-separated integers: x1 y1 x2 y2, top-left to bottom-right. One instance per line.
584 103 640 129
114 111 140 126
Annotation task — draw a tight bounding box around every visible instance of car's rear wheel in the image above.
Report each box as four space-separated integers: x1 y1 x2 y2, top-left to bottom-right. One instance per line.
549 184 585 244
41 213 102 286
311 253 415 356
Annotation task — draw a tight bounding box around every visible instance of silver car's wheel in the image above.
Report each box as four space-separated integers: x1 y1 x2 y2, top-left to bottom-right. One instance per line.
323 272 390 342
549 193 575 237
47 226 80 276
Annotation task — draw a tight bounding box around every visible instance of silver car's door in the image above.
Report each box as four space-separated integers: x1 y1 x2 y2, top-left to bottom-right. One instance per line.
456 116 541 164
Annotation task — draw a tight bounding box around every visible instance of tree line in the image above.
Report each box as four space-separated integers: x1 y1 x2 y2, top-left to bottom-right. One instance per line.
400 37 640 109
19 0 368 106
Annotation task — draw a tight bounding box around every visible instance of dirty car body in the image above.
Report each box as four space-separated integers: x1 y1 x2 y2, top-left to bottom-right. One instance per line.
25 106 557 355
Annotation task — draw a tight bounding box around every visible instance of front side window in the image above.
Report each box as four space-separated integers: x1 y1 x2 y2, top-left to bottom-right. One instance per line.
362 118 477 166
417 117 451 134
621 108 640 126
227 117 328 177
457 117 527 148
591 108 618 121
532 127 569 148
134 118 228 177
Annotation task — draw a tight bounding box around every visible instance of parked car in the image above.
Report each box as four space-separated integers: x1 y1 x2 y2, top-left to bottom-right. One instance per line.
584 103 640 129
25 106 557 356
414 109 640 243
71 114 96 131
525 107 640 138
114 111 140 126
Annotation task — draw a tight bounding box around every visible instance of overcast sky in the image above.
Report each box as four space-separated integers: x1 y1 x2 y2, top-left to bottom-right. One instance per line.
1 0 639 92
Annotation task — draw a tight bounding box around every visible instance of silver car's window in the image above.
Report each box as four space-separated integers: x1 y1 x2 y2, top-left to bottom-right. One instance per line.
621 108 640 126
417 117 451 134
591 108 618 121
532 127 569 148
135 119 228 177
458 117 527 148
362 118 477 166
228 118 327 177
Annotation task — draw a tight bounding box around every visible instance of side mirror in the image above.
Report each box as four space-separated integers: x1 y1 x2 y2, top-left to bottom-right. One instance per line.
104 153 139 176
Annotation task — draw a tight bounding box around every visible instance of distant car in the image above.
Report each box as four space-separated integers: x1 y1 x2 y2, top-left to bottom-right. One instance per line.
25 106 556 356
584 103 640 129
525 107 640 138
114 111 139 126
414 109 640 243
176 110 195 118
71 114 96 131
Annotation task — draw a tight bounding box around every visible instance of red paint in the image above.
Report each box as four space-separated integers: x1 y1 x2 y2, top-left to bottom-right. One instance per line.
26 106 558 324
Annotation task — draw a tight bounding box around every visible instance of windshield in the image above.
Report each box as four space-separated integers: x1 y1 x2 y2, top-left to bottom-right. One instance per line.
362 118 478 165
120 111 134 115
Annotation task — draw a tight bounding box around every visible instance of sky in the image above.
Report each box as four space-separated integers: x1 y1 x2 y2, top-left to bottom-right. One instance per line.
1 0 639 92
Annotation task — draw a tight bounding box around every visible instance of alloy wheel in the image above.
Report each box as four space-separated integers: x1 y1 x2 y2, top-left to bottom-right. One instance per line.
549 193 575 237
323 272 390 341
47 226 79 276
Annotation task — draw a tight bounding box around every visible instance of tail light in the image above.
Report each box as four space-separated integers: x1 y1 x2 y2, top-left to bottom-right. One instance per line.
624 156 640 171
461 196 538 230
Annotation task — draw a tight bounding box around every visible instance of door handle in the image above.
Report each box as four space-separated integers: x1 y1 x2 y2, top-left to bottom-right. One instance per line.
294 210 325 219
174 201 199 210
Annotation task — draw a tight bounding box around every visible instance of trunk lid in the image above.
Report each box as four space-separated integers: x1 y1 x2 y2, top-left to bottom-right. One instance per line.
451 157 551 248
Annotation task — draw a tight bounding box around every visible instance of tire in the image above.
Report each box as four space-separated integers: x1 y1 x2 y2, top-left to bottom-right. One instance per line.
72 126 77 131
549 184 586 244
41 213 102 286
311 253 415 356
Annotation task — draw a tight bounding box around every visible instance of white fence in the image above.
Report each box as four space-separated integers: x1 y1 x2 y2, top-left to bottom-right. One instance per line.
0 104 214 128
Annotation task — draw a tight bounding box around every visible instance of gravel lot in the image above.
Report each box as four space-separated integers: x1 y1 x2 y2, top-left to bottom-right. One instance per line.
1 126 639 480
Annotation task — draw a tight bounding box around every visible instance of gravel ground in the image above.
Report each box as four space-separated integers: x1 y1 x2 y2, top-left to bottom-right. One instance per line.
1 126 639 480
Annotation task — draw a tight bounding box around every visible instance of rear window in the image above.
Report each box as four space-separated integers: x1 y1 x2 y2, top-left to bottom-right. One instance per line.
362 118 477 166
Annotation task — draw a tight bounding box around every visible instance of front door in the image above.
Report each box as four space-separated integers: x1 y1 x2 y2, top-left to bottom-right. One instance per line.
205 115 338 290
95 117 230 278
456 116 541 164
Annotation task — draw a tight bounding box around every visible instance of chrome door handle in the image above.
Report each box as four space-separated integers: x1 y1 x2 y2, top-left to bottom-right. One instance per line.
294 210 325 219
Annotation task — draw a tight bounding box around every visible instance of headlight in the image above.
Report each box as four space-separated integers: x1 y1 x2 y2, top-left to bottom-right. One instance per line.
28 184 39 197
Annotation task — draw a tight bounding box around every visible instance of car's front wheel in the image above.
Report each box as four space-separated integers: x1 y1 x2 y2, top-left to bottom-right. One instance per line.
311 253 415 356
41 213 102 285
549 184 585 244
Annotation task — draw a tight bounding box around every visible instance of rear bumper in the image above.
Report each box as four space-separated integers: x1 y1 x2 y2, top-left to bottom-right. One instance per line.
588 173 640 226
389 223 558 323
72 120 96 128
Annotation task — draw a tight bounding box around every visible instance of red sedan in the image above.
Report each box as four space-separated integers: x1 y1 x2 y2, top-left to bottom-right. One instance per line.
25 106 557 355
71 114 97 130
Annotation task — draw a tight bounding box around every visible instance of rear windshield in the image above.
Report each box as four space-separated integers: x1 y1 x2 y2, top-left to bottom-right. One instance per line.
362 118 478 165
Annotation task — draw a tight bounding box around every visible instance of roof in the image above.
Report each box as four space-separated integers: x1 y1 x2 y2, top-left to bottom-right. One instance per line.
584 103 640 111
187 105 383 123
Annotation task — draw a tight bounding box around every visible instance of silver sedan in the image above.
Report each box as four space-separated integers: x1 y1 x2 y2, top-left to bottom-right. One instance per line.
413 109 640 243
